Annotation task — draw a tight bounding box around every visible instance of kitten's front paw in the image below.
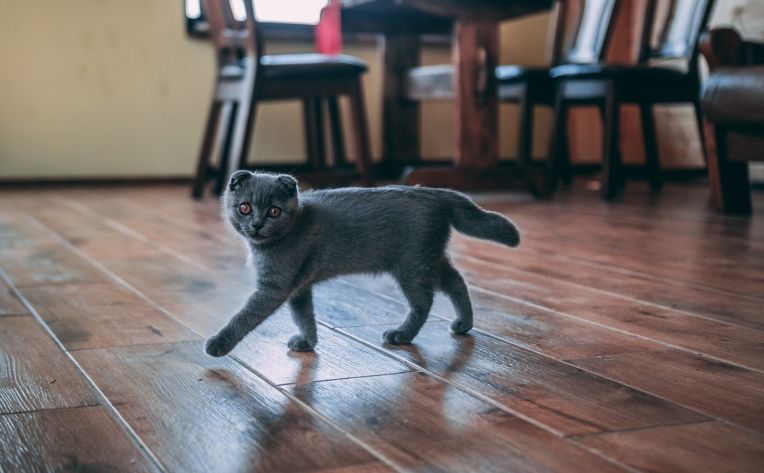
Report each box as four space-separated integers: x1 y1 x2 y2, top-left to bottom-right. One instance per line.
205 333 236 357
287 335 316 352
383 329 413 345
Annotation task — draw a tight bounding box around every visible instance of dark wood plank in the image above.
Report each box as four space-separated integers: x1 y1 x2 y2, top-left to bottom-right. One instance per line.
450 254 764 371
287 372 626 472
571 349 764 433
0 316 98 413
75 341 383 473
0 406 153 472
576 421 764 473
22 283 200 350
343 321 706 437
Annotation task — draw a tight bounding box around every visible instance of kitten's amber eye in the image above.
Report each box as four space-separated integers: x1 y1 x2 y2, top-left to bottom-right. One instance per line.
238 203 252 215
267 206 281 218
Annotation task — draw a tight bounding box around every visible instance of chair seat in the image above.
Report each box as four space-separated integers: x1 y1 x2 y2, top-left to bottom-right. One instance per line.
405 64 555 101
260 54 367 79
495 65 552 83
550 64 687 82
701 66 764 125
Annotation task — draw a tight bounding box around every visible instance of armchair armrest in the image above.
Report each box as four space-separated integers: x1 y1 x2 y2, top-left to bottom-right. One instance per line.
699 28 744 71
700 28 764 71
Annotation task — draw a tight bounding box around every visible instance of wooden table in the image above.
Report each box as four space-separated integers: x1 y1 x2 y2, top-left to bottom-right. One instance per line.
341 0 553 190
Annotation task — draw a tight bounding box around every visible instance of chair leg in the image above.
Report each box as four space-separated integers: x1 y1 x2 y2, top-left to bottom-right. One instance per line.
215 96 257 196
327 96 347 168
639 103 663 192
303 98 320 171
213 102 237 195
705 122 751 214
348 78 374 186
601 81 623 201
547 86 569 192
192 100 223 199
693 99 708 165
517 84 534 169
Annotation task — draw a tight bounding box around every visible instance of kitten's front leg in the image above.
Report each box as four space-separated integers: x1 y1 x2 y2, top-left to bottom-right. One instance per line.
205 289 287 357
287 286 317 352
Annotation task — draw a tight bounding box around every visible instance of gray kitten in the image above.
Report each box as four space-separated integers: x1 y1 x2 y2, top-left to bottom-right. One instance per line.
205 171 520 357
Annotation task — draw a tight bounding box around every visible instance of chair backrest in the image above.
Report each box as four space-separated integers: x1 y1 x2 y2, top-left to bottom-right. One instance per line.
201 0 262 59
642 0 716 64
563 0 621 64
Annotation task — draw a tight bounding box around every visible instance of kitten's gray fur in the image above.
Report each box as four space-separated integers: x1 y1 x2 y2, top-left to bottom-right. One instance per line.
205 171 520 357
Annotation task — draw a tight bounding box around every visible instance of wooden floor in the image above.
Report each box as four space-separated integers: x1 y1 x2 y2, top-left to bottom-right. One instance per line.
1 180 763 472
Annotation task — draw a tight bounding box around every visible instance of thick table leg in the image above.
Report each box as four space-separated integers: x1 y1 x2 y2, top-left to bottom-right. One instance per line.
453 20 498 169
380 34 421 177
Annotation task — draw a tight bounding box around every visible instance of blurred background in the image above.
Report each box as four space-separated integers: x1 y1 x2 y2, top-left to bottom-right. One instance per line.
1 0 758 181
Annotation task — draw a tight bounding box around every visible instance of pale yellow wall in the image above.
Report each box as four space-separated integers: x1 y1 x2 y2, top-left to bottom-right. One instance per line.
0 0 550 179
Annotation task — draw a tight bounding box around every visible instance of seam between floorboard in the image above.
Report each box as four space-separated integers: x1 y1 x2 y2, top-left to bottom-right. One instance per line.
0 403 109 419
565 419 717 440
0 267 166 473
23 215 406 473
276 369 415 386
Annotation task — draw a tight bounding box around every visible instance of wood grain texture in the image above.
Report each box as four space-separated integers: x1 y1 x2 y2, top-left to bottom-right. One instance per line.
336 276 658 360
0 406 153 472
343 321 706 437
75 341 382 473
450 254 764 371
22 283 200 350
0 245 106 287
452 235 764 331
167 303 412 385
571 349 764 433
0 281 25 316
0 316 97 414
576 421 764 473
288 372 626 473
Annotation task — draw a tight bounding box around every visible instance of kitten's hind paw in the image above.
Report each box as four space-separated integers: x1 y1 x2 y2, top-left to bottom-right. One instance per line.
288 335 316 352
205 334 236 357
383 329 414 345
450 319 473 335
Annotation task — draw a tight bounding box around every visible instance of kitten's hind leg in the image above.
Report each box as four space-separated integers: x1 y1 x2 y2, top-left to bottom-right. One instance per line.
287 287 317 352
383 274 434 345
438 260 473 335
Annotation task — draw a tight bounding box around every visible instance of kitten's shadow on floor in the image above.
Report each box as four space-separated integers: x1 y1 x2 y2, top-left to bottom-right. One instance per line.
383 332 476 379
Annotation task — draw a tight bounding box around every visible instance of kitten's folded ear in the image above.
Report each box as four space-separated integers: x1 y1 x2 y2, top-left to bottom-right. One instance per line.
276 174 298 197
228 170 252 191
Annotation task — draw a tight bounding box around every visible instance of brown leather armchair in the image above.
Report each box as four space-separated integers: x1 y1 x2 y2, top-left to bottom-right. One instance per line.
699 28 764 214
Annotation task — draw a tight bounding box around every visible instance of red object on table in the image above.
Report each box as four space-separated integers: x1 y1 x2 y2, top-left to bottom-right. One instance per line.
316 0 342 55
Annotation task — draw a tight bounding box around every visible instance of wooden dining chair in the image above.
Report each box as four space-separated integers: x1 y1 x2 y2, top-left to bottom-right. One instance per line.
402 0 619 195
550 0 717 200
192 0 373 199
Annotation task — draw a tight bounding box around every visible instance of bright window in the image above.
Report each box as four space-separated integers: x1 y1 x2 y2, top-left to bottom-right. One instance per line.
185 0 329 25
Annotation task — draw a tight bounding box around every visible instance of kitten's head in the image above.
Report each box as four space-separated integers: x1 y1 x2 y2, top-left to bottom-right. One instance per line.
222 171 300 245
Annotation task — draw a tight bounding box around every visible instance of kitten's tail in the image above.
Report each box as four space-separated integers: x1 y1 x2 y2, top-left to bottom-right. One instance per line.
434 189 520 248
